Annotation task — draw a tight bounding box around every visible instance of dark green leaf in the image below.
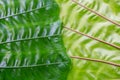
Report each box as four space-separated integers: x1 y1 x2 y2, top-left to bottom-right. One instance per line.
0 0 71 80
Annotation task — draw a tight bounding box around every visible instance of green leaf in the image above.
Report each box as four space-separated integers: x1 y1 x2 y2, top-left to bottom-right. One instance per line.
0 0 71 80
56 0 120 80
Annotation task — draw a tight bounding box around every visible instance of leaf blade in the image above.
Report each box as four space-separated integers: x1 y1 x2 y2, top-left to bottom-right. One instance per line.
0 0 71 80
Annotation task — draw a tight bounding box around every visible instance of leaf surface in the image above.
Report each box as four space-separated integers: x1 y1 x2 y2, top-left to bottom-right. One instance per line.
56 0 120 80
0 0 71 80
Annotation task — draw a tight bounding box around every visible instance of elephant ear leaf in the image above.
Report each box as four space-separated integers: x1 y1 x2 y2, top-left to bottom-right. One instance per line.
0 0 71 80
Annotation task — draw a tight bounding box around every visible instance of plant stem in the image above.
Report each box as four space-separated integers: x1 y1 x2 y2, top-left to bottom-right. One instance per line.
71 0 120 27
71 56 120 67
64 27 120 50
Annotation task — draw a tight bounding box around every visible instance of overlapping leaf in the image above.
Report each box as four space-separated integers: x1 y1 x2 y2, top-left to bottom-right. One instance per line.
0 0 71 80
56 0 120 79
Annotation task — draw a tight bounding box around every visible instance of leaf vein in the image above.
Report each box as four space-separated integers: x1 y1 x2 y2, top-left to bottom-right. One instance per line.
0 34 60 45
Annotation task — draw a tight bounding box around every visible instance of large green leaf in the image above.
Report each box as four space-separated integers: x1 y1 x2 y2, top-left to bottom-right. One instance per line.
56 0 120 80
0 0 71 80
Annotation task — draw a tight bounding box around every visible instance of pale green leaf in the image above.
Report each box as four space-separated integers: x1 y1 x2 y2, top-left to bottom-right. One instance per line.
57 0 120 79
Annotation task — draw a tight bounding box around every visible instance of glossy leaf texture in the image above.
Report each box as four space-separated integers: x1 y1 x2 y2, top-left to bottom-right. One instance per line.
56 0 120 80
0 0 71 80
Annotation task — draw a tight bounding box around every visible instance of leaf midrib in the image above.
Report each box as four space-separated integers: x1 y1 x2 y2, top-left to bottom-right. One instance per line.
0 3 56 20
0 34 60 45
0 7 44 20
0 61 67 69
